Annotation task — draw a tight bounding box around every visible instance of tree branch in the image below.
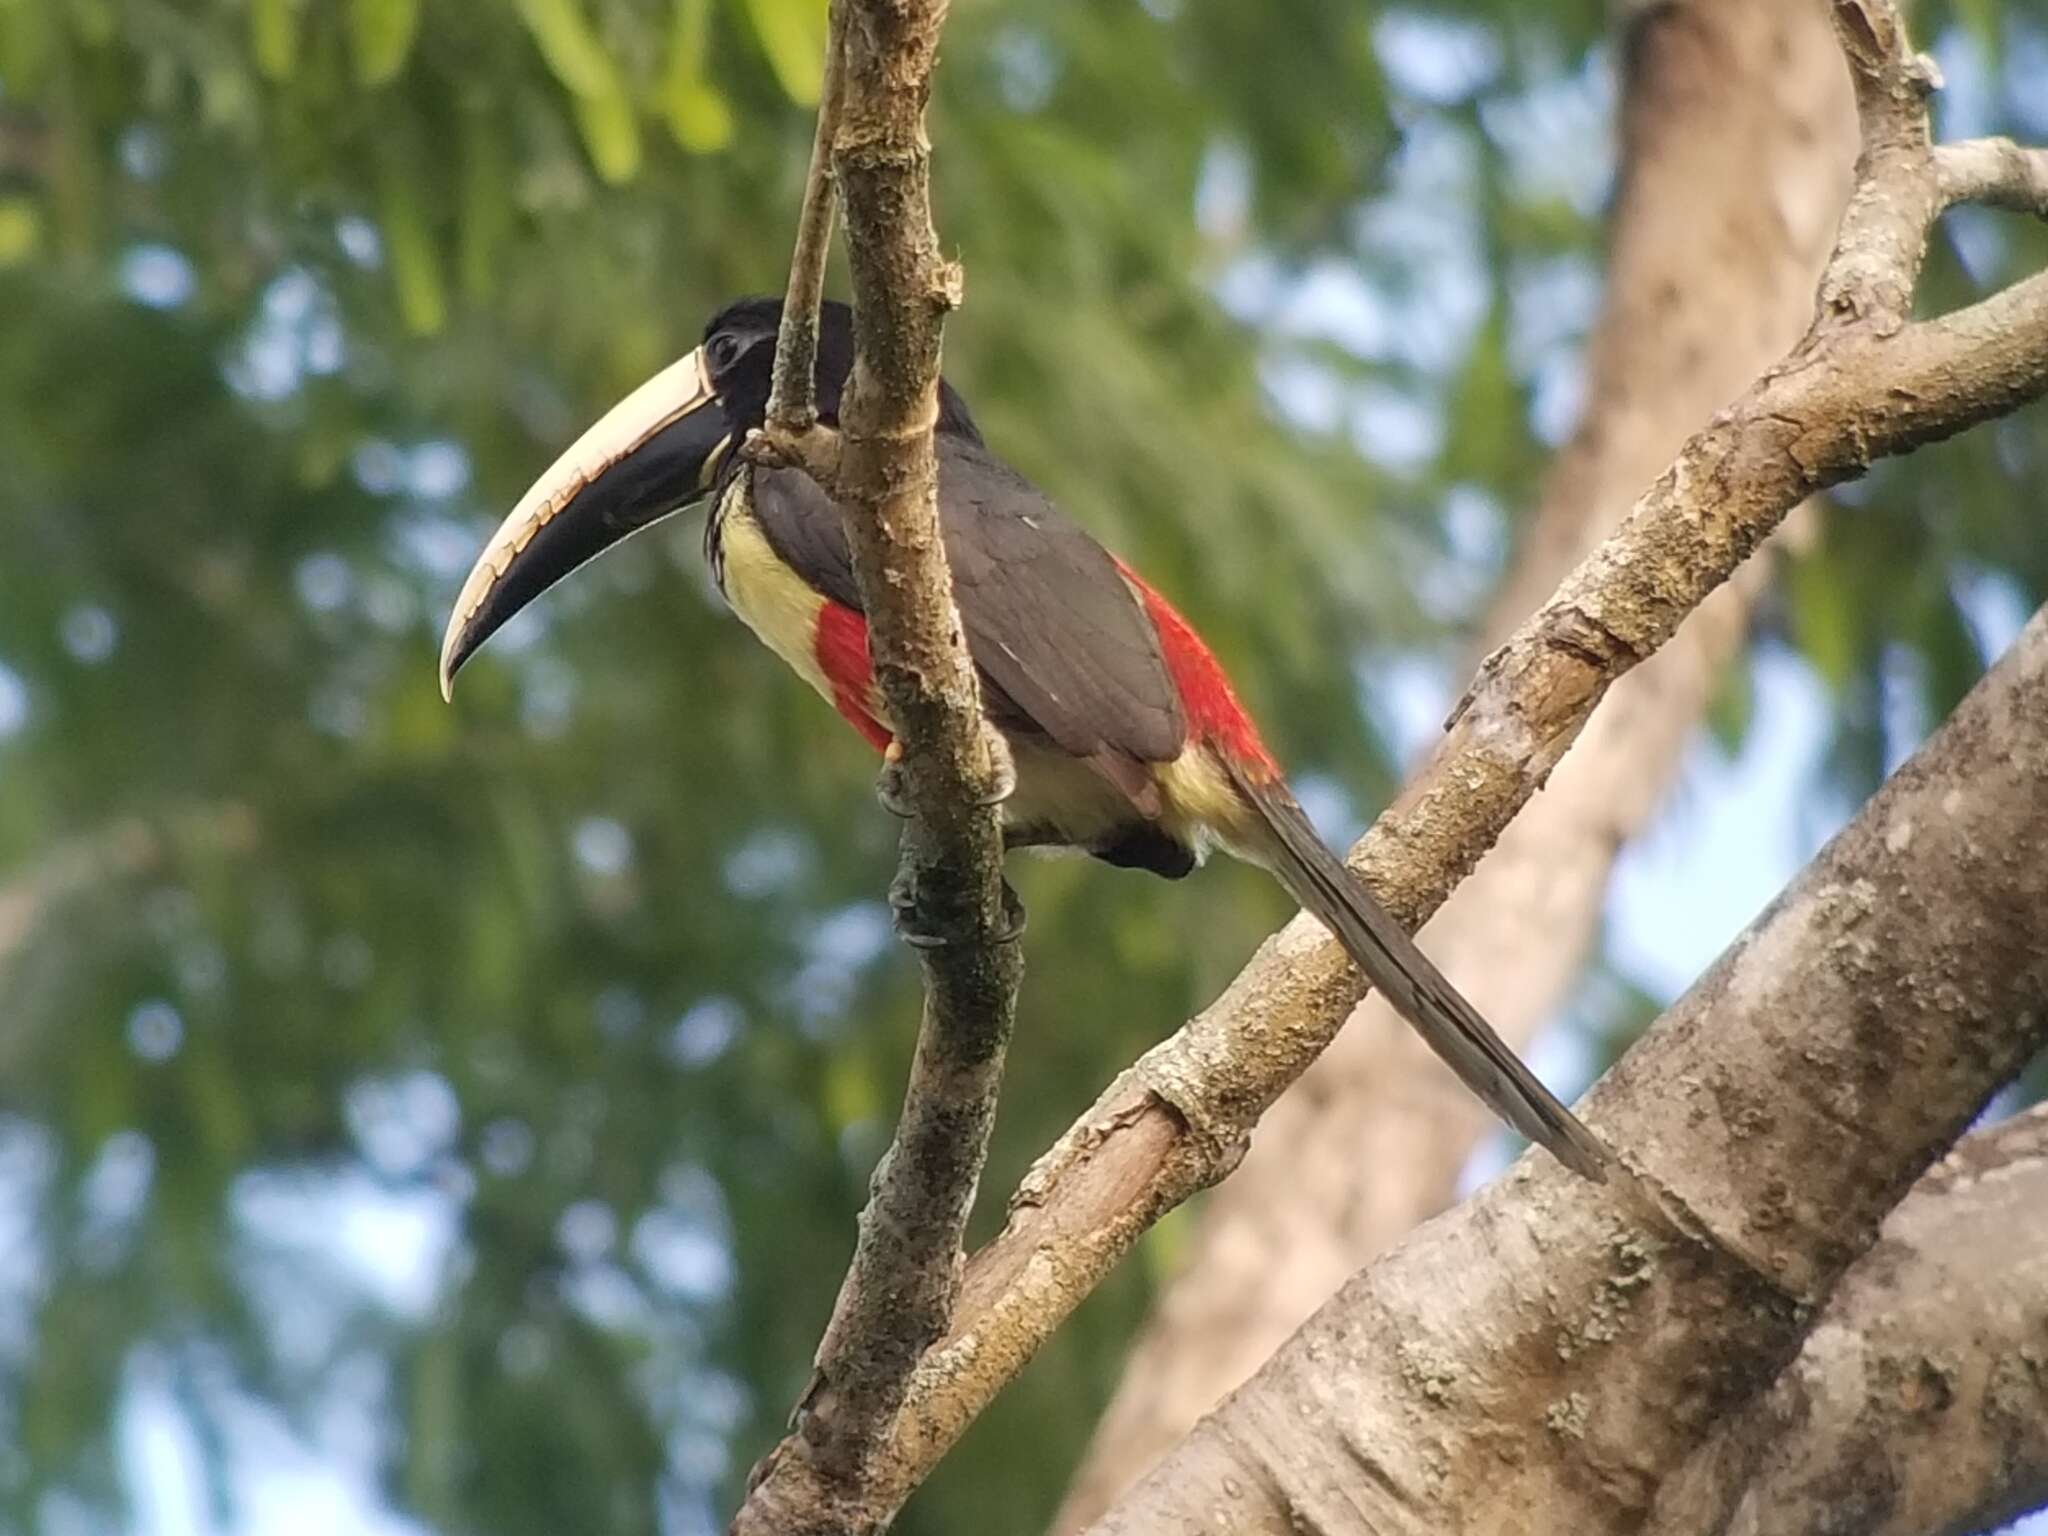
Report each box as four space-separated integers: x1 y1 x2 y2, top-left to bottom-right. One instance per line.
759 0 848 487
1056 4 1861 1513
1650 1102 2048 1536
734 0 1022 1531
730 1 2048 1523
1086 600 2048 1533
1935 136 2048 220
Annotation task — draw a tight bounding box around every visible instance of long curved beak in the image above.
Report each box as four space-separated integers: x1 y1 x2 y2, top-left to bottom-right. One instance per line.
438 347 733 700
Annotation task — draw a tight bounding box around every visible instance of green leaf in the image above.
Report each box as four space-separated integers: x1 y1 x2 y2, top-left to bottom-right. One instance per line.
0 197 42 267
348 0 420 86
664 78 733 152
1786 546 1860 693
572 88 643 185
1705 649 1756 758
513 0 617 99
514 0 641 181
820 1052 878 1133
0 2 55 97
406 1322 464 1523
1141 1200 1194 1283
662 0 734 152
65 0 117 47
458 105 515 301
184 1035 256 1164
742 0 828 105
250 0 298 81
375 153 448 335
1955 0 2002 58
1912 577 1984 723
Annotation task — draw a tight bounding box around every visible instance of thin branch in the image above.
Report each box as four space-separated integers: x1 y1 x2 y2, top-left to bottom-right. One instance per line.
733 0 1020 1532
730 1 2048 1525
1650 1103 2048 1536
1087 605 2048 1533
1807 0 1938 341
1936 136 2048 219
764 0 847 441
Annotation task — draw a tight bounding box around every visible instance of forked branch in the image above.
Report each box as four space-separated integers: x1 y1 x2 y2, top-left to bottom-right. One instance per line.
735 0 1020 1532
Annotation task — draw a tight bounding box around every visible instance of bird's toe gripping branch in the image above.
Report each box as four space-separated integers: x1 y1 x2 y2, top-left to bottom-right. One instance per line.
874 735 1017 819
875 747 915 820
889 867 1027 949
977 743 1019 808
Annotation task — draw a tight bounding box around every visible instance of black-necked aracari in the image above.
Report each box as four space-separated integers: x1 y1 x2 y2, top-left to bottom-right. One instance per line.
439 298 1609 1181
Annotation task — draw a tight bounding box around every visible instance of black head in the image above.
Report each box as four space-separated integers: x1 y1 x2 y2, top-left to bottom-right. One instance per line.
439 295 979 696
700 296 979 440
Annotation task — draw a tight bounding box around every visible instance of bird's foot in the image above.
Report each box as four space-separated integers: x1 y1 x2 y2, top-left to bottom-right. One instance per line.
875 741 913 819
996 877 1027 943
975 742 1017 807
875 738 1015 814
888 865 943 947
889 870 1027 948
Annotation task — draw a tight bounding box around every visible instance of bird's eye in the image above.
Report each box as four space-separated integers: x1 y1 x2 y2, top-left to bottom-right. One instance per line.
707 333 741 372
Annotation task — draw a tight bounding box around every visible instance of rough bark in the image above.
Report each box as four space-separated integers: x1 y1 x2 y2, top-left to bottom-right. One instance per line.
1936 136 2048 217
1649 1102 2048 1536
1084 601 2048 1536
733 0 1022 1528
1057 3 1861 1514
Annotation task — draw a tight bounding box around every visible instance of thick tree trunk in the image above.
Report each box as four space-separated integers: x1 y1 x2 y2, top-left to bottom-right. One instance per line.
1058 1 1859 1517
1650 1103 2048 1536
1082 602 2048 1535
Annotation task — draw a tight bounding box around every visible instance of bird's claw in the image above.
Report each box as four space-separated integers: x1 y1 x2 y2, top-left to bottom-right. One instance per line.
875 751 914 819
739 426 790 471
996 877 1027 943
976 748 1016 807
889 871 1027 949
876 744 1014 816
888 866 943 947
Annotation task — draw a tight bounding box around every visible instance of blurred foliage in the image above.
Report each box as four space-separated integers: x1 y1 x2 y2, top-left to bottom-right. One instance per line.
0 1 2043 1534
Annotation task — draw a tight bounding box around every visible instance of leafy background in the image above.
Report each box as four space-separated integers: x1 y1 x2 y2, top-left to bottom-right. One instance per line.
0 1 2043 1533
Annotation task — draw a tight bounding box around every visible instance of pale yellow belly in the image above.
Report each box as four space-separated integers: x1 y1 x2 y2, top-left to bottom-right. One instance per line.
717 486 848 715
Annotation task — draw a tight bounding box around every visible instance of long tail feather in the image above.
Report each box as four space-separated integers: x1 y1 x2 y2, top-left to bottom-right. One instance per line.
1231 768 1610 1182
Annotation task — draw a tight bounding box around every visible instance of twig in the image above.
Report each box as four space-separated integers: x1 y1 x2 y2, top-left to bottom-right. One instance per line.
757 0 850 493
732 1 2048 1527
764 0 847 443
1803 0 1938 341
732 0 1020 1531
1936 136 2048 219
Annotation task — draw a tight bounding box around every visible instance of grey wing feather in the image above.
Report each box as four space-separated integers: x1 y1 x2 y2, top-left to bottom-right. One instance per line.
937 442 1185 766
745 450 1187 777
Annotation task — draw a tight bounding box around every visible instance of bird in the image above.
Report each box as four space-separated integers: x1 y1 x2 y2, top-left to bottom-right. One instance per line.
438 297 1609 1181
